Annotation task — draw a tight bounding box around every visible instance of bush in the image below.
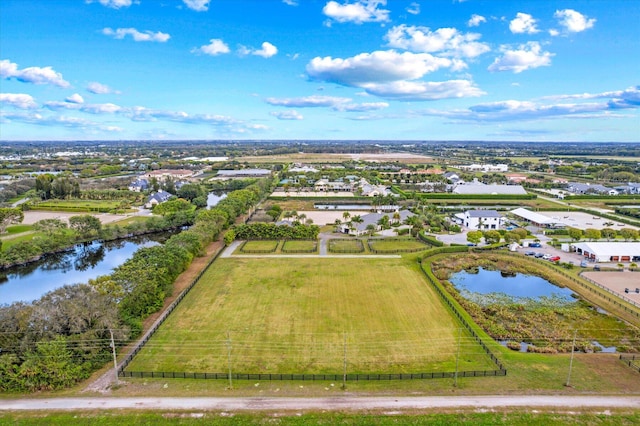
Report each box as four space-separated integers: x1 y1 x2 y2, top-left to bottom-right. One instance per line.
418 231 444 247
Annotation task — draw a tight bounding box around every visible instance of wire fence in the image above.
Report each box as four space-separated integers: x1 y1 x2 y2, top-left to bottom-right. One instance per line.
120 369 506 381
619 354 640 373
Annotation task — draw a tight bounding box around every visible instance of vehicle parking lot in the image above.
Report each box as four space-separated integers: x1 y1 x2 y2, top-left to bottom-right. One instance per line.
517 240 588 266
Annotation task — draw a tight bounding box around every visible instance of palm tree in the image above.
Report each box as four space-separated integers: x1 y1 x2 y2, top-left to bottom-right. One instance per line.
342 211 351 222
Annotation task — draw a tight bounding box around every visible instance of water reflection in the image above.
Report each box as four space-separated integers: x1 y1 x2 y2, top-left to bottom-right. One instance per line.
449 267 575 301
0 233 172 305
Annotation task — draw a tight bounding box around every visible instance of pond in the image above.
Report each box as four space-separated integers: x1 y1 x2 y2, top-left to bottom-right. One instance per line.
0 233 172 305
207 191 227 209
448 267 575 302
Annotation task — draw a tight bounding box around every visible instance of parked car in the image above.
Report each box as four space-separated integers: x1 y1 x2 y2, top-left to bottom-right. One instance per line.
580 261 588 267
525 251 536 256
594 265 601 271
549 256 561 262
542 254 552 260
529 242 542 248
534 252 545 258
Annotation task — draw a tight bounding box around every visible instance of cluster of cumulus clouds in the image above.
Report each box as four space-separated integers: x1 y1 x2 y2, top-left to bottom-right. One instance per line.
2 0 638 133
0 58 265 134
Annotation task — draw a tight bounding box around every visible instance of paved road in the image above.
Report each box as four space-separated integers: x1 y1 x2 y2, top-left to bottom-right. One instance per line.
1 395 639 411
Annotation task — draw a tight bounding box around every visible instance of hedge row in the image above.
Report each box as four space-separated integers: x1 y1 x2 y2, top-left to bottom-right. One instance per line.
418 231 444 247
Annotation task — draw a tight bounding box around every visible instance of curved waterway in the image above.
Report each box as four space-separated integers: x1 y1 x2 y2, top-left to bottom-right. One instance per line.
0 233 171 305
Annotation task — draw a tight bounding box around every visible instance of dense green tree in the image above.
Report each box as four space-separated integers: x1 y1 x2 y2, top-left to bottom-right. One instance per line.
467 231 482 245
567 227 583 241
584 228 601 241
69 215 102 239
483 230 502 244
620 228 639 241
0 208 24 234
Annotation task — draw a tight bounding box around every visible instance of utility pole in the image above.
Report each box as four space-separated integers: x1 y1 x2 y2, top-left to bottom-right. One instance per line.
342 332 347 390
454 327 462 387
566 329 577 387
109 329 118 385
226 331 233 390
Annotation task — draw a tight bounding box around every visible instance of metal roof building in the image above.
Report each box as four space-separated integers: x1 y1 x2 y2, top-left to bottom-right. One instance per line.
571 242 640 263
510 207 565 228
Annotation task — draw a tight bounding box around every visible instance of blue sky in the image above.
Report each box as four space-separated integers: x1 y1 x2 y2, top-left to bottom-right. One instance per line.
1 0 638 142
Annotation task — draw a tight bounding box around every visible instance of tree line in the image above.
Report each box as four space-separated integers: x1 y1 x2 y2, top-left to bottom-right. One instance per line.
229 222 320 241
0 178 273 392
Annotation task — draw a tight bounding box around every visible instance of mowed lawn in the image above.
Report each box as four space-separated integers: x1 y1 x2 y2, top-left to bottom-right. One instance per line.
127 257 496 375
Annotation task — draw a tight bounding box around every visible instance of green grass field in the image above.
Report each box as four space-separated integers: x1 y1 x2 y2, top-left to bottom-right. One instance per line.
126 257 496 375
4 411 640 425
328 239 364 253
31 199 124 212
239 240 279 253
368 238 427 252
281 240 317 252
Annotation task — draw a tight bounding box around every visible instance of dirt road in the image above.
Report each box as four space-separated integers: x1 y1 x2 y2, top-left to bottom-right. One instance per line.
1 395 638 411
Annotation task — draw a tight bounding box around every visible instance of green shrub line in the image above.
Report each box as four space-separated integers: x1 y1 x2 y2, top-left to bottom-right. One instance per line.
416 193 536 200
418 231 444 247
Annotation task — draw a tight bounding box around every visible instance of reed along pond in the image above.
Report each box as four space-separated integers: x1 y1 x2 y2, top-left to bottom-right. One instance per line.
0 233 173 305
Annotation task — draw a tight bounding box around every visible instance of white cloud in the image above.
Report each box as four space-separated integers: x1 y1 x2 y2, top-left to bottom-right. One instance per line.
270 110 303 120
0 93 37 109
266 95 351 108
406 2 420 15
334 102 389 112
488 42 553 73
282 0 298 5
554 9 596 33
541 86 640 109
66 93 84 104
420 87 640 123
467 14 486 27
192 39 230 56
183 0 210 12
3 112 97 128
86 0 134 9
44 100 122 114
102 27 170 42
361 80 485 101
87 82 117 94
265 95 390 112
0 59 70 88
385 25 490 58
509 12 539 34
238 42 278 58
82 103 122 114
323 0 390 24
549 29 560 37
425 100 615 122
307 50 454 86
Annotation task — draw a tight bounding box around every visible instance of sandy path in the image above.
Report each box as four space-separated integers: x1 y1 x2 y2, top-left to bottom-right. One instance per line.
1 395 638 411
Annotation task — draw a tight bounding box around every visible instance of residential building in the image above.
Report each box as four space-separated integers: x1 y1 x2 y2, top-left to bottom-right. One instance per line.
145 190 173 208
565 182 618 196
456 210 504 230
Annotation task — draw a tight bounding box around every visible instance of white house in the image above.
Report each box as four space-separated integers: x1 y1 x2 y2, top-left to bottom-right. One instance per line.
459 210 504 230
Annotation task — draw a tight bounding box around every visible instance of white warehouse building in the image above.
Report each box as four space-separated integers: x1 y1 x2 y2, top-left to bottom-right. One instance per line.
571 242 640 263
